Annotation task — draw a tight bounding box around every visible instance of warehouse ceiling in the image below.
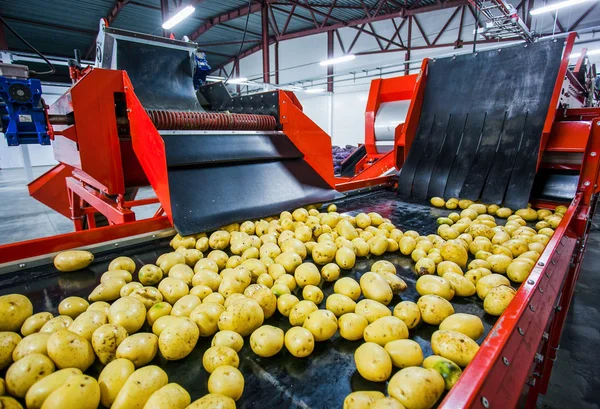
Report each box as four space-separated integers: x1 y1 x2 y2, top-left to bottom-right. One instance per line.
0 0 599 80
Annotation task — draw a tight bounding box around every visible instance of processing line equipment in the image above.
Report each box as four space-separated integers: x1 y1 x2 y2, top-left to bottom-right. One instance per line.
0 20 599 408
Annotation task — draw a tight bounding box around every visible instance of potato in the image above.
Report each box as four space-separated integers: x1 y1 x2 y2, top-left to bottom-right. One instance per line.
211 331 244 352
204 366 245 403
0 332 21 369
0 396 22 408
311 242 337 265
423 355 462 391
385 339 423 369
39 316 73 334
246 287 277 318
56 297 88 319
507 260 532 283
159 252 187 274
343 391 385 409
190 303 224 337
111 365 168 409
187 393 236 409
47 329 94 371
108 296 146 334
218 297 264 336
416 275 454 300
92 324 128 364
144 383 191 409
338 313 368 341
360 272 393 305
128 287 163 309
25 368 82 409
168 264 194 286
354 342 392 382
208 230 230 250
283 327 314 358
484 285 516 316
293 263 321 288
6 353 55 397
203 293 224 305
325 294 356 317
68 310 107 341
98 359 135 407
334 277 361 301
102 269 133 284
115 333 158 367
218 270 251 298
249 325 284 357
355 299 391 323
275 251 304 272
392 301 420 329
388 366 444 409
364 316 408 346
431 329 479 367
119 282 142 298
12 332 49 361
171 295 201 317
158 317 199 361
146 302 173 327
442 272 476 297
439 313 484 340
138 264 163 286
0 294 33 332
53 250 94 272
203 346 239 373
20 312 53 337
275 294 298 317
476 274 510 299
303 310 337 342
89 278 126 302
37 373 98 409
436 261 463 276
273 274 296 291
0 377 5 396
417 295 454 325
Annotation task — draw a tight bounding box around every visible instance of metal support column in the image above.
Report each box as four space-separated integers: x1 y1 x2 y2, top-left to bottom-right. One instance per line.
405 16 412 75
327 30 334 93
262 3 270 83
235 57 241 94
160 0 169 38
274 41 280 85
20 145 33 182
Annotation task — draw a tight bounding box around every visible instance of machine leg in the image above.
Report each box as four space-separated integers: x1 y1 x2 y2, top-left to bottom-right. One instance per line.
20 145 33 182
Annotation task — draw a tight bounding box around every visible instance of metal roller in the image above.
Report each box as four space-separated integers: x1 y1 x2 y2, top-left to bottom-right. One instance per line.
374 100 410 153
146 110 277 131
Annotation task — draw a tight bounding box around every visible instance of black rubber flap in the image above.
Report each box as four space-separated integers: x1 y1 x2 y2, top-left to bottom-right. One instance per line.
115 41 202 111
163 132 339 235
531 168 579 202
397 39 565 208
340 145 367 177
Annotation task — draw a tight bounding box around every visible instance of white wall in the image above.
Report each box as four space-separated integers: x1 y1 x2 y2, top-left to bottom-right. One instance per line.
0 84 67 169
214 2 600 147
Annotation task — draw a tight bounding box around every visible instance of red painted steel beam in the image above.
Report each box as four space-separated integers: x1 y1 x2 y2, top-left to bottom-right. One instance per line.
189 3 262 40
412 15 430 46
262 2 270 83
432 7 460 45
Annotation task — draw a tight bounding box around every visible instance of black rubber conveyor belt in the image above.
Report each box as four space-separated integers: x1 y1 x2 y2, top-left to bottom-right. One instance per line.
397 39 565 209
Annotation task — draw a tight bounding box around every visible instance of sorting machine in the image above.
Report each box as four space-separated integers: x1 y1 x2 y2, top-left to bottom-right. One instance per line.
0 20 599 408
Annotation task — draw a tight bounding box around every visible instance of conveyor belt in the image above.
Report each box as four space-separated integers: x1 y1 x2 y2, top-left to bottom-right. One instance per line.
0 190 504 409
398 39 565 209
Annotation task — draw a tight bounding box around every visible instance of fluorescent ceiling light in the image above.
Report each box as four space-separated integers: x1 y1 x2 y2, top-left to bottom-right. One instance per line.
569 49 600 59
162 5 195 29
320 54 356 66
530 0 594 15
226 77 248 84
305 88 326 93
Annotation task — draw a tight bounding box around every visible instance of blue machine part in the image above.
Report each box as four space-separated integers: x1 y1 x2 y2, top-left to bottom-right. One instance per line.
193 51 211 90
0 76 49 146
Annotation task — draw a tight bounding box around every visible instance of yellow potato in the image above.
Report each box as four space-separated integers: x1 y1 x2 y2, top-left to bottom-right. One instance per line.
101 269 133 284
354 342 392 382
203 292 225 305
98 358 135 407
203 346 239 373
250 325 284 357
57 297 89 319
273 274 296 292
334 277 361 301
207 366 245 402
139 264 163 286
218 298 264 336
431 329 480 367
442 272 476 297
430 197 445 207
111 365 168 409
53 250 94 272
385 339 423 368
393 301 420 329
39 374 99 409
417 295 454 325
368 235 389 256
360 272 393 305
109 256 136 273
0 332 21 369
423 355 462 390
168 264 194 286
68 310 107 341
6 353 55 397
187 393 236 409
20 312 53 336
440 241 468 269
325 294 356 317
484 285 516 316
0 294 33 332
338 313 369 341
88 278 126 302
275 251 304 272
25 368 82 409
144 383 191 409
416 275 454 300
39 316 73 334
159 317 199 360
352 238 371 257
276 294 299 317
436 261 463 276
364 316 408 346
47 329 95 371
439 313 484 340
194 258 219 274
171 295 202 317
355 299 391 323
507 260 532 283
303 310 338 342
147 302 173 326
209 230 231 250
120 282 143 297
335 246 357 269
343 391 385 409
476 274 510 299
320 263 341 282
108 296 146 334
388 366 444 409
91 324 128 365
116 333 158 367
12 332 50 361
377 271 408 294
487 254 513 274
0 396 22 408
289 300 318 326
211 331 244 352
190 303 224 337
0 377 5 396
284 327 314 358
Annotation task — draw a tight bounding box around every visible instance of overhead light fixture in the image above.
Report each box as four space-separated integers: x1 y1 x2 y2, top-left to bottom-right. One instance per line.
569 49 600 59
226 77 248 84
319 54 356 66
530 0 594 15
162 5 195 30
305 88 327 93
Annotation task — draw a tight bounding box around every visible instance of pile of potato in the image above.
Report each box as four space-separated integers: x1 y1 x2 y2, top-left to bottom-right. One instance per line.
0 199 562 409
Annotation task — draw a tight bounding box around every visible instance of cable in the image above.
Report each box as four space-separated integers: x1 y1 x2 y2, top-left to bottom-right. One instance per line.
0 14 55 76
225 0 252 81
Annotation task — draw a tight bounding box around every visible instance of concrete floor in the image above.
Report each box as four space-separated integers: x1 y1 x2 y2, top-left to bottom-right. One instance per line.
0 166 599 408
